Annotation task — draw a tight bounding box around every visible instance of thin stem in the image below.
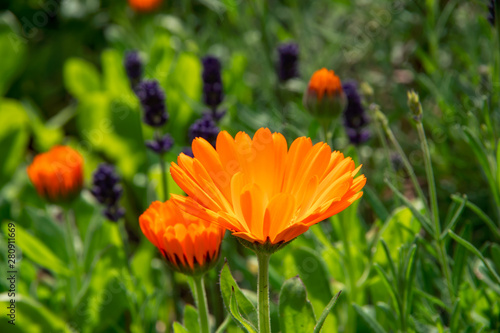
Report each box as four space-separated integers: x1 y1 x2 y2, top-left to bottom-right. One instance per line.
372 105 401 207
377 110 428 211
193 275 210 333
416 123 439 232
321 121 329 143
415 122 455 300
339 216 356 333
155 130 169 201
256 252 271 333
63 208 80 310
159 153 169 201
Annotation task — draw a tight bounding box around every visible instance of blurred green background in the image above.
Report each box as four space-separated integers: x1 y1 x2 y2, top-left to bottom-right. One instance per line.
1 0 499 332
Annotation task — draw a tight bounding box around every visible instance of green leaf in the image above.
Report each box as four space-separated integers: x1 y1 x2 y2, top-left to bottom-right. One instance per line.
491 243 500 273
2 222 70 276
0 23 26 95
448 230 500 285
497 139 500 197
380 239 397 281
215 315 232 333
384 180 433 235
364 186 390 222
102 49 130 96
313 291 342 333
440 194 467 240
451 194 500 239
0 99 29 188
374 207 420 267
462 127 500 205
291 246 335 332
452 224 471 293
0 293 71 332
229 287 258 333
402 244 417 325
353 304 388 333
63 58 101 99
279 276 316 333
219 262 258 330
173 322 190 333
184 305 200 333
373 264 400 318
24 207 68 263
413 289 448 310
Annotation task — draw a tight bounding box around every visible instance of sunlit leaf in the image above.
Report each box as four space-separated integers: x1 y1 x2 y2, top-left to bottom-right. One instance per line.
278 276 316 333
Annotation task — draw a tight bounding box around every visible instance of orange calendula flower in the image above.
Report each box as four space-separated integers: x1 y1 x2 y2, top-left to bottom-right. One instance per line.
27 146 84 203
139 199 225 275
171 128 366 252
303 68 346 119
128 0 163 12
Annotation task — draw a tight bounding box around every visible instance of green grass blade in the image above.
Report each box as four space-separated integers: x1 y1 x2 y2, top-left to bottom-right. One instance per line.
353 304 388 333
385 180 435 235
313 291 342 333
374 264 401 318
451 195 500 238
448 230 500 285
440 194 467 240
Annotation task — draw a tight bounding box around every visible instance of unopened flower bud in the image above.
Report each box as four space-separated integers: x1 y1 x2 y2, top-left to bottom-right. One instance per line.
303 68 346 119
407 90 423 122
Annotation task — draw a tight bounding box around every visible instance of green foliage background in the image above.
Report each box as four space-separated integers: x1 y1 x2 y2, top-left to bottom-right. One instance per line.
0 0 499 332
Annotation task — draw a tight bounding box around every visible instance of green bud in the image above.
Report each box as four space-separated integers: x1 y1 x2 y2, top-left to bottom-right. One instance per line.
407 90 423 122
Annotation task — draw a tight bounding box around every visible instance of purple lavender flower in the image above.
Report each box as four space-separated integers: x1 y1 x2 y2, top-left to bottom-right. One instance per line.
277 42 299 82
145 134 174 155
201 56 224 110
343 81 371 145
124 51 143 84
181 147 194 158
189 114 219 146
202 56 222 84
135 80 168 127
488 0 496 26
346 128 371 145
104 206 126 222
91 163 125 222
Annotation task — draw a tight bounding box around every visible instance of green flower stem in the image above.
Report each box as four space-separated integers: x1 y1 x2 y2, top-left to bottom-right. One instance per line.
152 132 180 320
415 122 455 300
117 218 141 330
256 252 271 333
159 154 169 202
376 109 428 211
340 216 357 333
193 275 210 333
155 130 169 202
63 208 80 307
371 105 401 207
415 123 439 232
321 121 330 144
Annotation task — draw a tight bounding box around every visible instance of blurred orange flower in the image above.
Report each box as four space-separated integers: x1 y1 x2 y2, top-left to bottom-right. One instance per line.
139 199 225 275
304 68 346 119
171 128 365 250
307 68 343 100
27 146 83 203
128 0 163 12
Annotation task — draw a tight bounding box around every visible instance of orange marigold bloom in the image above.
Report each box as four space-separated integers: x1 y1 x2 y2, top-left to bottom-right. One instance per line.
128 0 163 12
139 199 225 275
27 146 84 203
308 68 343 100
171 128 366 251
304 68 346 119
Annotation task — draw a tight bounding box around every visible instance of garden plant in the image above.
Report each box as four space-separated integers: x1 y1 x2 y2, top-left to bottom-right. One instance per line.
0 1 500 333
